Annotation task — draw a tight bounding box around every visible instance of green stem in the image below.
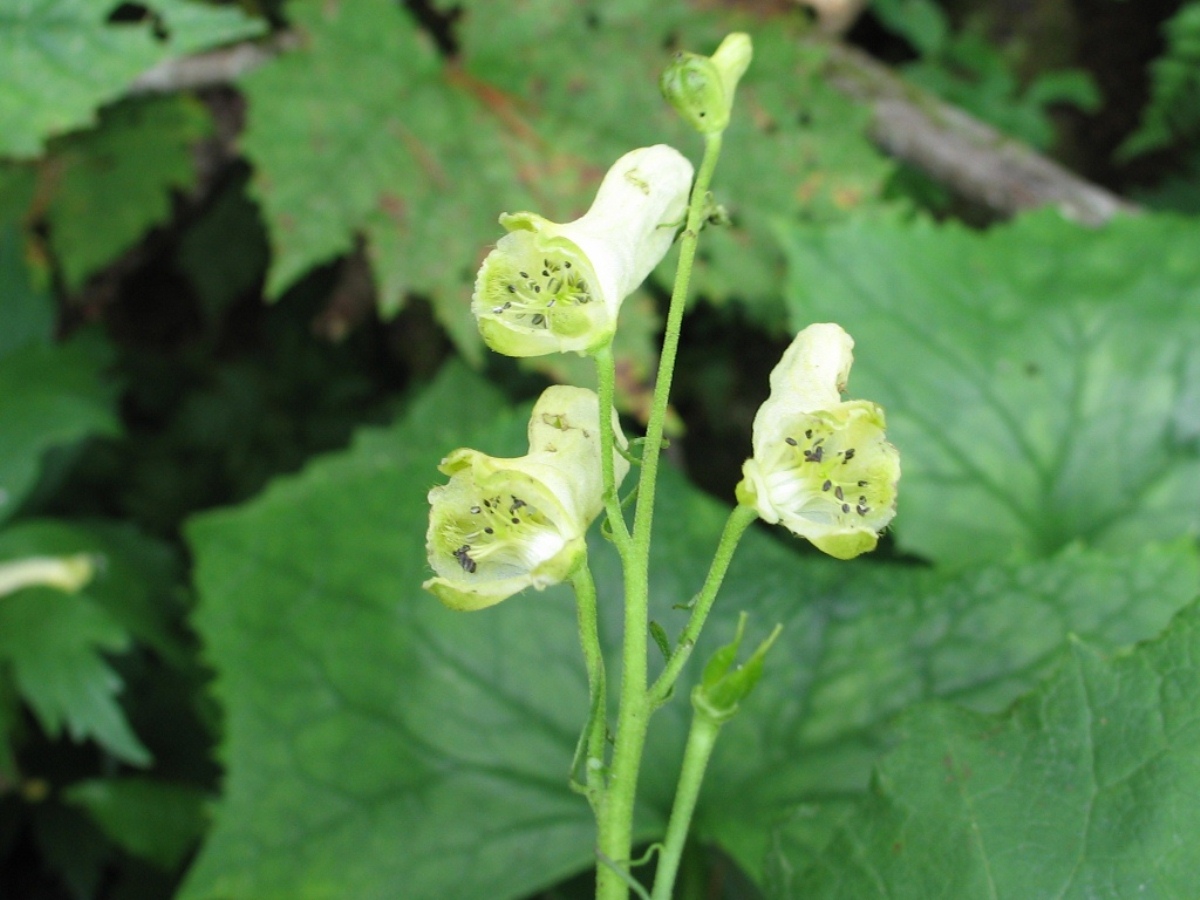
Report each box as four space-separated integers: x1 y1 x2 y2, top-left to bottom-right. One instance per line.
630 132 723 554
649 711 722 900
648 504 756 708
571 564 607 807
595 345 632 553
596 132 725 900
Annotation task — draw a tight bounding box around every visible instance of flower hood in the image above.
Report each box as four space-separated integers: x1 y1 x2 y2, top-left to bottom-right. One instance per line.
736 323 900 559
424 385 629 609
473 145 694 357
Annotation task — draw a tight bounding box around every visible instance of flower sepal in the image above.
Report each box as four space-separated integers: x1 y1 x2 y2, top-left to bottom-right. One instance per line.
473 146 694 358
737 323 900 560
424 386 629 610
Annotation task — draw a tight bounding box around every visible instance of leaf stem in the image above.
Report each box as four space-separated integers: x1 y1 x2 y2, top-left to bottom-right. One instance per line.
595 345 632 553
571 564 608 808
630 132 723 554
648 503 756 708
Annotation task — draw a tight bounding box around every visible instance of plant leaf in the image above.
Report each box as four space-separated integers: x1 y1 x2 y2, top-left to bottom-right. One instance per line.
237 0 896 352
778 211 1200 567
0 336 119 524
64 776 208 870
767 600 1200 899
42 95 213 290
180 364 1198 897
0 0 263 159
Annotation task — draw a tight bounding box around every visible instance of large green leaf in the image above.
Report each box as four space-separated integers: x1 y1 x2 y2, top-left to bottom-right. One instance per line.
697 538 1200 879
44 95 213 290
0 587 147 766
181 364 1198 898
769 600 1200 899
778 211 1200 567
0 0 263 159
0 336 119 523
238 0 895 351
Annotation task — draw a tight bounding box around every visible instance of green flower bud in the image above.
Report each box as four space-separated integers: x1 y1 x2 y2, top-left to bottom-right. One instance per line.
473 145 694 358
424 386 629 610
693 613 781 724
736 323 900 560
660 32 752 134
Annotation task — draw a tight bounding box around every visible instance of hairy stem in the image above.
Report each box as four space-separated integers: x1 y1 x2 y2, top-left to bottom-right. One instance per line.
649 503 757 708
649 711 722 900
571 564 608 808
595 132 724 900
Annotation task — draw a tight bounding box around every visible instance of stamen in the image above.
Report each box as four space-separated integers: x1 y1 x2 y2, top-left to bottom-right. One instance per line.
843 448 856 463
841 503 850 513
785 437 798 446
822 479 832 491
834 486 844 500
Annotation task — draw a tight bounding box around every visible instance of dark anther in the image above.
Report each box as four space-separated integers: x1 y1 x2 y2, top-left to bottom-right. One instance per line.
822 480 832 491
785 437 798 446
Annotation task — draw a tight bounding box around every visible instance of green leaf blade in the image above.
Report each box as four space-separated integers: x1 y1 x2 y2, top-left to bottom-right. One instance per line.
772 602 1200 899
778 212 1200 567
0 337 120 523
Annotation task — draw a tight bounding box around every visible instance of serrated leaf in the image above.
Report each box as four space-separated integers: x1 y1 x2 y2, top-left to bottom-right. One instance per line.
0 337 119 523
770 601 1200 900
0 520 188 666
698 539 1200 878
1118 1 1200 160
0 0 264 159
778 211 1200 567
240 0 896 351
42 95 212 290
64 777 207 870
0 585 148 765
180 364 1199 898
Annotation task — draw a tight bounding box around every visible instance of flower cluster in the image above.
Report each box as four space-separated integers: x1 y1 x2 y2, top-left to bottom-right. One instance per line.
427 38 898 610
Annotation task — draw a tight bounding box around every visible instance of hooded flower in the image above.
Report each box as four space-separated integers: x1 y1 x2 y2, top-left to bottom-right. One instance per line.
736 323 900 560
424 386 629 610
473 145 694 358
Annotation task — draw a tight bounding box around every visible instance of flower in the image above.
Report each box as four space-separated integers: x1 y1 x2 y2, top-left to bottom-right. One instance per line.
736 323 899 560
660 32 752 135
472 145 694 357
0 554 96 597
424 385 629 610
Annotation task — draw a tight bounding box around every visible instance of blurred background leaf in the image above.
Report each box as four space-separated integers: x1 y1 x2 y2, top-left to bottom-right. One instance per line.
779 211 1200 568
0 0 262 159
